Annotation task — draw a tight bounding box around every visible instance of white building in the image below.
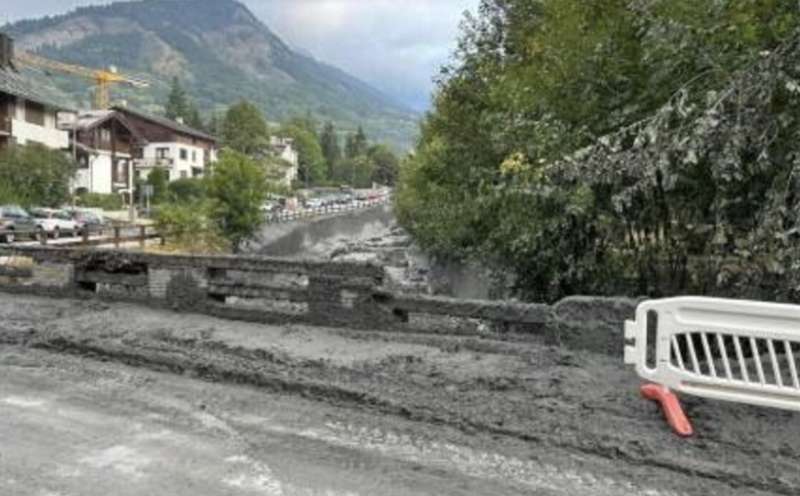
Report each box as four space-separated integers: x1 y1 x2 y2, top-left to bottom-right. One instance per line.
268 135 299 188
67 110 141 197
113 106 218 182
0 66 71 151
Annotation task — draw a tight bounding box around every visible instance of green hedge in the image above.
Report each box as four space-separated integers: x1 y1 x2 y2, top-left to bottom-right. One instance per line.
75 193 124 211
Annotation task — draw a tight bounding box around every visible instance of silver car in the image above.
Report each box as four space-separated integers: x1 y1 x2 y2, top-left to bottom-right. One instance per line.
0 205 38 244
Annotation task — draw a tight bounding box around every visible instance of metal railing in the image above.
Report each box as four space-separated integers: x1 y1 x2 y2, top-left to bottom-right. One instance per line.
266 197 390 225
625 297 800 412
134 157 175 168
0 224 162 249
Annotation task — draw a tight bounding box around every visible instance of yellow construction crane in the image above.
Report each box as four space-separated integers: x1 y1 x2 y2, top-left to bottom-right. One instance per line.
14 50 150 109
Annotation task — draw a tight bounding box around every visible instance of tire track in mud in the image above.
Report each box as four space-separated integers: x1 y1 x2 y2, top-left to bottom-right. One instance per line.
1 294 799 495
0 325 794 496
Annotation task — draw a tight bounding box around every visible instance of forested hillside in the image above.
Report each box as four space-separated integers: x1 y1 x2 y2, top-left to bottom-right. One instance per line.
5 0 418 150
397 0 800 302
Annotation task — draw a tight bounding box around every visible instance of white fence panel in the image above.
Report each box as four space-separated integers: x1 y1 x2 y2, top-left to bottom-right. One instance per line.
625 297 800 411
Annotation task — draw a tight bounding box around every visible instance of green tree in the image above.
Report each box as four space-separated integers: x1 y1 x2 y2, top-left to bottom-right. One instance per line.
222 101 270 156
320 121 341 179
165 77 190 121
345 126 368 159
168 177 206 203
206 150 269 251
287 112 319 139
368 145 399 186
186 106 205 131
155 200 229 254
165 77 206 130
397 0 800 301
332 156 374 188
146 167 170 204
280 124 326 185
207 112 223 136
0 143 76 207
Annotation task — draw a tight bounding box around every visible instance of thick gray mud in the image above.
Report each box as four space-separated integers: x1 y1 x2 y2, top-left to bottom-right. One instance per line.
253 205 396 259
1 294 798 495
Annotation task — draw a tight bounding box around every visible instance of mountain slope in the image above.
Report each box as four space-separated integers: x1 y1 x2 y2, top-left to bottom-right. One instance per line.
5 0 419 149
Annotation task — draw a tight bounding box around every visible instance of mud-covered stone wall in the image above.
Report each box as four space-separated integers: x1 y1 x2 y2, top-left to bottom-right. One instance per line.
0 246 637 356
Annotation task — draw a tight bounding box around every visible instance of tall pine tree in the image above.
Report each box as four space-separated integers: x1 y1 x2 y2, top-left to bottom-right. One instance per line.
320 122 341 179
165 77 190 121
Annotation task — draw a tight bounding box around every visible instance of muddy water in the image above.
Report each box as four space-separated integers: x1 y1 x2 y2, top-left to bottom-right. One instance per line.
251 205 496 299
254 204 395 259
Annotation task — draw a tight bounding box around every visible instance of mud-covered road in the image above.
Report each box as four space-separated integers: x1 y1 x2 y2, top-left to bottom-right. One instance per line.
1 294 799 495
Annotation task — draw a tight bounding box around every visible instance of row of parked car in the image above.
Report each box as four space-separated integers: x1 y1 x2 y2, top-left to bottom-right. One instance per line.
260 190 388 217
304 191 385 210
0 205 108 244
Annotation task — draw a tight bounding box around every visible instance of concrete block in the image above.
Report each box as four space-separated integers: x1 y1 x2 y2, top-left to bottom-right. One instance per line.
29 262 74 289
550 296 641 356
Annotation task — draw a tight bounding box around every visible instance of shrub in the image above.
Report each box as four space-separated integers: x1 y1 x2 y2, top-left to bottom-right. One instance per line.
168 178 206 203
155 201 229 253
76 192 124 211
0 143 76 207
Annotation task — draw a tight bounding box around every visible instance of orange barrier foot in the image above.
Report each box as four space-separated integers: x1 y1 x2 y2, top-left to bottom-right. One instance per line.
640 383 694 438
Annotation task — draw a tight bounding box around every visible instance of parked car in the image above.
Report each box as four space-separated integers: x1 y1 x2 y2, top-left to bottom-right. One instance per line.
29 208 79 239
304 198 324 209
65 209 108 236
0 205 38 243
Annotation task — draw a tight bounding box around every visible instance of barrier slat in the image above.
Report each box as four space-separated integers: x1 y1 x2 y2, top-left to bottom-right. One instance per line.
626 297 800 412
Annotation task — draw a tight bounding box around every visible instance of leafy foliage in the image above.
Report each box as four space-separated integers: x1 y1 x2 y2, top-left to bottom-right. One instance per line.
397 0 800 302
205 150 269 251
75 193 123 211
146 167 170 204
155 200 229 254
280 121 326 185
368 144 400 186
320 122 341 178
164 77 204 130
222 101 270 156
0 144 76 207
167 178 206 203
345 126 369 159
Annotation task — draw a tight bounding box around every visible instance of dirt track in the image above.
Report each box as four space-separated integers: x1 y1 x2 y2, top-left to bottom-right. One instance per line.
1 293 799 495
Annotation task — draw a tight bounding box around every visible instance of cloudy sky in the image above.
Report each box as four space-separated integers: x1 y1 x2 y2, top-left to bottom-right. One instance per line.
2 0 479 111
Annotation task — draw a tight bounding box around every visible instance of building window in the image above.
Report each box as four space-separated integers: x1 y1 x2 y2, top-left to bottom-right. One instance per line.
24 101 45 126
180 148 188 160
191 150 197 163
100 128 111 143
180 171 187 179
156 147 170 159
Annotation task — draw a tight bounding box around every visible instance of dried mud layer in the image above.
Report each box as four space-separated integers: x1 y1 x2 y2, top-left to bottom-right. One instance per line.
1 294 799 495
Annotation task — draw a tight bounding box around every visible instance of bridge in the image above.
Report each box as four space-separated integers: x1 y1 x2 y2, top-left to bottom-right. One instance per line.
0 243 798 494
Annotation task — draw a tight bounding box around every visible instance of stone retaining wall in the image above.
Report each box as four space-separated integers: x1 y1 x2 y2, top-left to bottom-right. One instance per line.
0 246 638 356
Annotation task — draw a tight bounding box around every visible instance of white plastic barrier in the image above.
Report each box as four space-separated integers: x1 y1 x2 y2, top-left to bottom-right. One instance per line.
625 297 800 411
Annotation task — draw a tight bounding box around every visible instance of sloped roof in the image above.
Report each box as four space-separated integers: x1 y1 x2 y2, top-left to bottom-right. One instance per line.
112 105 217 143
0 65 73 111
64 110 147 145
72 110 115 130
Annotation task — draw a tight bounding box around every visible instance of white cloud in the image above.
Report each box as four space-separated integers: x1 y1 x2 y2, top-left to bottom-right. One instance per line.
247 0 478 110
